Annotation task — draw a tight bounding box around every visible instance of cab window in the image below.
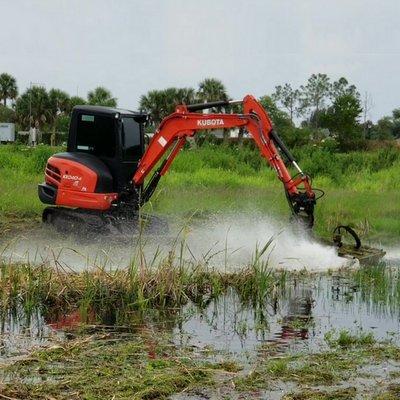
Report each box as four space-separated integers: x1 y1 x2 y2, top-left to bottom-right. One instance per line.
76 114 116 157
122 117 141 161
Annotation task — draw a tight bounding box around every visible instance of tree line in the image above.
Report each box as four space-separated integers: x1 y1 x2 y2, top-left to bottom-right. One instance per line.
0 72 399 151
0 73 116 133
138 75 400 151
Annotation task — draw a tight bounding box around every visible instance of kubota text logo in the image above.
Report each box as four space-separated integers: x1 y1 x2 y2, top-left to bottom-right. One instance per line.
63 174 82 181
197 119 224 127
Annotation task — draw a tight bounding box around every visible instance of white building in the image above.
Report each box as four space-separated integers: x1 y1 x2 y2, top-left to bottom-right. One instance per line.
0 123 15 142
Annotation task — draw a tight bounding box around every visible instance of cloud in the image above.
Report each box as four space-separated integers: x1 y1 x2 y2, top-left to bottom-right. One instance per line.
0 0 399 120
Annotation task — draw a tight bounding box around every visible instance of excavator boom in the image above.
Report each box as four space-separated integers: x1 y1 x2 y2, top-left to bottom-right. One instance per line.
38 94 317 233
133 95 316 225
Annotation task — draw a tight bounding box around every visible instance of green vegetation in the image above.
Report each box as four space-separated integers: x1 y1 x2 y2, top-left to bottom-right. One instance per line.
1 240 400 397
352 263 400 312
0 72 18 107
0 73 399 242
0 145 58 230
324 329 375 349
1 143 400 240
87 86 117 108
0 71 399 399
283 387 357 399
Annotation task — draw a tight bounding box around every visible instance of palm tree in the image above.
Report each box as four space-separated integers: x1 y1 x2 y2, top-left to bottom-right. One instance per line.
15 86 51 129
174 87 196 105
0 73 18 107
197 78 228 104
68 96 86 112
48 89 70 117
48 89 70 145
139 87 196 128
87 87 117 107
197 78 229 141
139 90 166 127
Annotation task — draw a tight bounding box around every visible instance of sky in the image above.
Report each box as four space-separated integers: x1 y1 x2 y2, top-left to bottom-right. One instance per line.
1 0 399 121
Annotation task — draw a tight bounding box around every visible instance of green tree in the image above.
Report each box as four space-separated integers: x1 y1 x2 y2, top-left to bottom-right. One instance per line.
259 95 292 131
139 90 166 127
174 87 196 105
197 78 228 105
391 108 400 138
15 86 51 129
55 114 71 133
87 87 117 107
258 95 309 147
68 96 87 112
319 93 362 149
330 77 358 100
139 87 196 128
0 105 16 123
272 83 300 124
299 73 331 127
369 108 400 139
48 89 70 115
0 73 18 107
48 89 70 144
370 117 394 140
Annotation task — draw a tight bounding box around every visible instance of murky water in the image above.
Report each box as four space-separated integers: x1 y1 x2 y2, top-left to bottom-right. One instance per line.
0 308 62 363
173 269 400 357
1 261 399 362
1 213 395 362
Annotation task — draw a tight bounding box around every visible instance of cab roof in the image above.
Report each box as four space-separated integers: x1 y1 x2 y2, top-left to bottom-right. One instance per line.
73 105 147 119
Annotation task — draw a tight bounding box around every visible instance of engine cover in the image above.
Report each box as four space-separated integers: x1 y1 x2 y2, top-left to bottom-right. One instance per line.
39 152 118 211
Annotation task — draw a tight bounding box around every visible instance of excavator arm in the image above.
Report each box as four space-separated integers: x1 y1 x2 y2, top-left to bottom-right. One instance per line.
132 95 317 226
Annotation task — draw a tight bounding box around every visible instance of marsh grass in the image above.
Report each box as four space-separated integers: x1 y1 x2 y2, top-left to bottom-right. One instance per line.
1 332 216 400
0 237 283 326
282 387 357 399
352 264 400 313
324 329 376 349
235 329 400 394
3 326 400 399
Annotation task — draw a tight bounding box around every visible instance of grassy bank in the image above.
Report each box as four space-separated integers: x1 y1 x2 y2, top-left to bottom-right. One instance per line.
1 144 399 240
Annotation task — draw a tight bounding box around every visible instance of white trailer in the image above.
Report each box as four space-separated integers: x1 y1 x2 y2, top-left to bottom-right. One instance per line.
0 123 15 142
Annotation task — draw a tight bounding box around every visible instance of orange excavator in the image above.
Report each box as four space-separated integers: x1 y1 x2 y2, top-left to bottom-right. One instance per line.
38 95 319 234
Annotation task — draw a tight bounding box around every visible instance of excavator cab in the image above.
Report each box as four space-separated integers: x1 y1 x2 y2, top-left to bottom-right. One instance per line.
67 106 147 191
38 106 147 212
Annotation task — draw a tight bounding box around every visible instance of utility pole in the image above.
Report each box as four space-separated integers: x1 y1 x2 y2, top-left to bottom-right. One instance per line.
363 92 374 139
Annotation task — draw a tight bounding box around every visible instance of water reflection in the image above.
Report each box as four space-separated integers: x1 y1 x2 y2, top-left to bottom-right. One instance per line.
1 262 400 359
0 307 60 361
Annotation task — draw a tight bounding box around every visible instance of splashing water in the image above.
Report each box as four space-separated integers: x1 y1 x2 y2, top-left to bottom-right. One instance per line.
181 213 350 271
1 213 350 271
